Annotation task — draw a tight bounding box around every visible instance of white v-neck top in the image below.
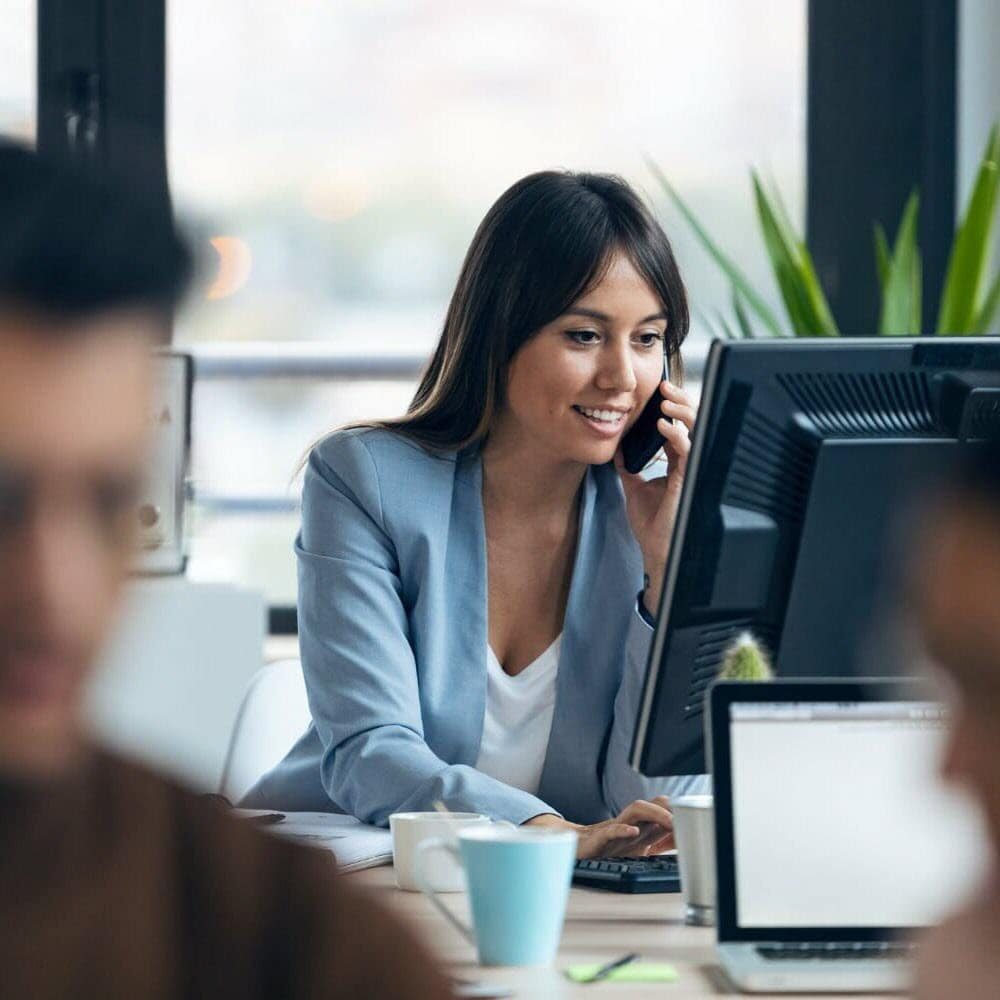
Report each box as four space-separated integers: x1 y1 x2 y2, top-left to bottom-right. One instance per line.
474 634 562 796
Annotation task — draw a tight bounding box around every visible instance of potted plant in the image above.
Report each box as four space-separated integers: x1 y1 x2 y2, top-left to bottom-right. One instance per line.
717 632 774 682
649 124 1000 339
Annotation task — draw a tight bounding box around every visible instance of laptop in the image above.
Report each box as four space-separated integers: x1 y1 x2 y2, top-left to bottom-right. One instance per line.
708 680 986 994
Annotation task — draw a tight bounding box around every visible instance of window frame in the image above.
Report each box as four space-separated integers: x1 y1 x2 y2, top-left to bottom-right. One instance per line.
33 0 959 634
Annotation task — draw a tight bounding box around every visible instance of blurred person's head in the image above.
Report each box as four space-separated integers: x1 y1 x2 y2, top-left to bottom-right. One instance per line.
0 141 191 779
915 434 1000 855
377 170 689 462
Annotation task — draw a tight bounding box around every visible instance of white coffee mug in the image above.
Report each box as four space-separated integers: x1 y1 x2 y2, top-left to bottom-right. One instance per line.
389 812 490 892
672 793 716 926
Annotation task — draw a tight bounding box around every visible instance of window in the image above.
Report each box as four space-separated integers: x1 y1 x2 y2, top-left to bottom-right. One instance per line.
167 0 807 610
0 0 36 142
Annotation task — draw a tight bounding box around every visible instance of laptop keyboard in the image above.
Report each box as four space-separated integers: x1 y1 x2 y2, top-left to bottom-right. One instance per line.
573 856 681 893
756 942 916 961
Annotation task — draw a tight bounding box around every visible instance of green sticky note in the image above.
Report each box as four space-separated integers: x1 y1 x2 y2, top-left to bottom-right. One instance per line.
564 961 678 984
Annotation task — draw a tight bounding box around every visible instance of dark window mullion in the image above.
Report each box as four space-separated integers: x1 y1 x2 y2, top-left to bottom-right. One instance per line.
807 0 957 336
37 0 173 339
37 0 103 163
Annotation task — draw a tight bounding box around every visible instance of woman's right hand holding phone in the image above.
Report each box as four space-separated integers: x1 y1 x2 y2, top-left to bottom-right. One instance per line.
616 381 698 615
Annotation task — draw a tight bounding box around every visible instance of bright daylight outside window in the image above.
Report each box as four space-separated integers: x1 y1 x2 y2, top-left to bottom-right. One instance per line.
0 1 35 144
167 0 806 611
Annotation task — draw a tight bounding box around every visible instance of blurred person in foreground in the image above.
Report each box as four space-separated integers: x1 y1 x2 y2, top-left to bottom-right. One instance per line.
913 432 1000 1000
0 141 451 1000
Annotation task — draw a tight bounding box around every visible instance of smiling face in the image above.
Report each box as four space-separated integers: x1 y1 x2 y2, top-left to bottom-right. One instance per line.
492 251 669 468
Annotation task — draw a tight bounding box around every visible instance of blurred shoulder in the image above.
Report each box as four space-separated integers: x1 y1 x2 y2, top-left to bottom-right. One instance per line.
92 751 452 998
915 883 1000 1000
94 750 333 889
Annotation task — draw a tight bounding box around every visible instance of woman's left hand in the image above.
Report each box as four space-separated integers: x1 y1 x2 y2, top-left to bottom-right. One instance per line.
614 380 697 615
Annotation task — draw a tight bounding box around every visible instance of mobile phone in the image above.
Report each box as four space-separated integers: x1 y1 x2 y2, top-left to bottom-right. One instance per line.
621 355 671 474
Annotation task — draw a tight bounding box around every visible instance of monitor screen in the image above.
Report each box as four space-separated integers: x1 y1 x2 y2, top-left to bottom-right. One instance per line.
728 700 986 930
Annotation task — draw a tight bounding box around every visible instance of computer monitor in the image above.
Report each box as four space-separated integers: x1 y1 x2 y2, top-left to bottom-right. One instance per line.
631 337 1000 776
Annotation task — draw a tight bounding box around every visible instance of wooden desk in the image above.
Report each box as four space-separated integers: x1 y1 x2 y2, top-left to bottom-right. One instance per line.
348 866 892 998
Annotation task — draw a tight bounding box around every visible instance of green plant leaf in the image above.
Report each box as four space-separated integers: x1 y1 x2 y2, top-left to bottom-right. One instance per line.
645 155 784 338
795 248 841 337
732 287 759 339
764 174 804 264
715 309 740 340
696 306 736 342
972 269 1000 334
878 191 922 336
937 123 1000 334
751 174 811 333
874 224 891 294
751 172 839 336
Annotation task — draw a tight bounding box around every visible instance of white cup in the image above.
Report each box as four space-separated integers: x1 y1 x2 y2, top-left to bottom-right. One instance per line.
389 812 490 892
672 794 716 926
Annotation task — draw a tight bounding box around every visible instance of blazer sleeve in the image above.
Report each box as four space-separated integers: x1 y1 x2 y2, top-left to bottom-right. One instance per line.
297 434 558 827
600 603 710 814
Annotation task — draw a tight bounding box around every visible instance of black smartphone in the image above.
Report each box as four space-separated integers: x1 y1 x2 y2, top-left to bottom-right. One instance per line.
620 356 671 474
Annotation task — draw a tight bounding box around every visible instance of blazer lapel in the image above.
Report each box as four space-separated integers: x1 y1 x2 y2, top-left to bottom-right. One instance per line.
535 468 599 817
440 446 489 765
537 464 644 821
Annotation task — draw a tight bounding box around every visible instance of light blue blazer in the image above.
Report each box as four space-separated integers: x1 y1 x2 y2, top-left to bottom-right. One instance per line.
244 428 707 825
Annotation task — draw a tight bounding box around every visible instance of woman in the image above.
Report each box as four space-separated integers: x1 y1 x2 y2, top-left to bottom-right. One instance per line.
245 171 708 857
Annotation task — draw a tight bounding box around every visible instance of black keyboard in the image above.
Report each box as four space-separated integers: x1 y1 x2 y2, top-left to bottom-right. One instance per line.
572 856 681 894
756 942 916 962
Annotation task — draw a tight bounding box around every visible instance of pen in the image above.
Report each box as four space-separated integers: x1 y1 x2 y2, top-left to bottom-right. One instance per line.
584 951 639 984
248 812 286 826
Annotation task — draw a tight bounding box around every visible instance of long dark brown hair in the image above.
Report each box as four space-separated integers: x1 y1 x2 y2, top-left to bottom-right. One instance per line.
370 170 689 452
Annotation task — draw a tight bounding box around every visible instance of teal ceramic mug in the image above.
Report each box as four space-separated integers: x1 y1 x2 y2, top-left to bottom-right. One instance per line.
414 825 578 966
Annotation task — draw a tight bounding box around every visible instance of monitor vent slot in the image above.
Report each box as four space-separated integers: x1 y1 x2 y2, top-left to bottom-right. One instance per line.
724 407 813 523
776 370 935 436
684 620 777 720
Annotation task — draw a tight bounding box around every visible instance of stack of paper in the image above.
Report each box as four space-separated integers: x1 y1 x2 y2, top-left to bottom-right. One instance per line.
236 810 393 873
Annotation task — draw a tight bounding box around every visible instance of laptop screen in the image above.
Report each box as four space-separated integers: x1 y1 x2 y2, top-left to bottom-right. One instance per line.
728 700 986 930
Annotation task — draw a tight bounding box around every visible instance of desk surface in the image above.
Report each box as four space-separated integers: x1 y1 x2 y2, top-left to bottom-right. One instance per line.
349 866 893 999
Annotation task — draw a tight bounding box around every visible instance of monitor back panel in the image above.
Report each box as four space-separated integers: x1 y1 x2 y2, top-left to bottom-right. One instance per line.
634 338 1000 776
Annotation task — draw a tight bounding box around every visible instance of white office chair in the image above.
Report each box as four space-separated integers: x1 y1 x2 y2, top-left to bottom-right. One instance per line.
218 657 312 802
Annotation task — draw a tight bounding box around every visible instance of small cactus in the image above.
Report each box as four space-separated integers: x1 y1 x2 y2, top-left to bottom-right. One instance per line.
718 631 774 681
